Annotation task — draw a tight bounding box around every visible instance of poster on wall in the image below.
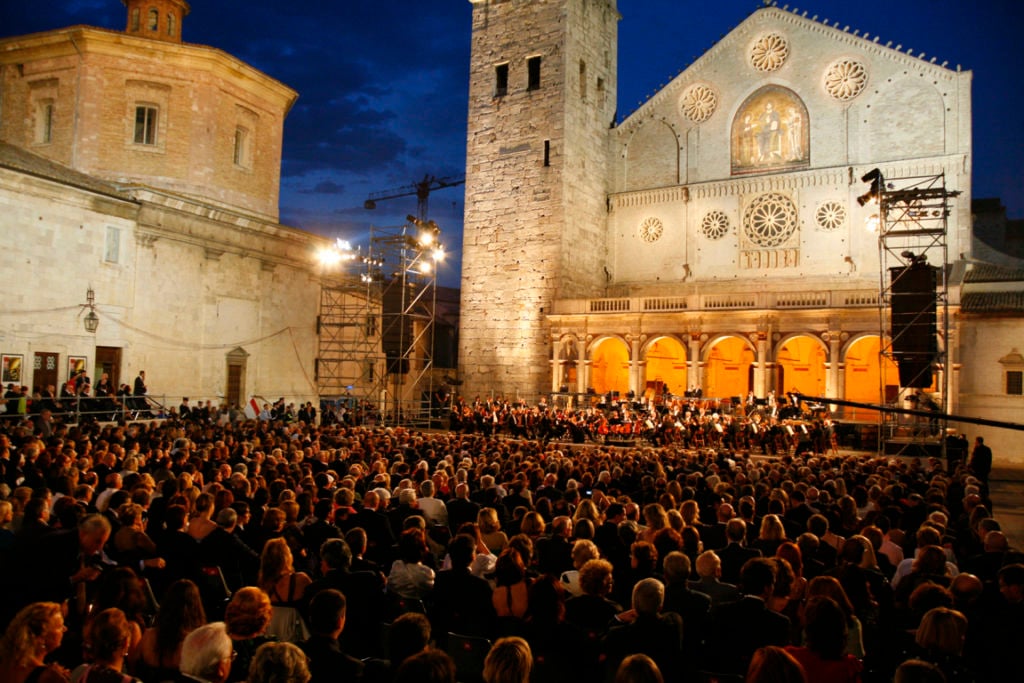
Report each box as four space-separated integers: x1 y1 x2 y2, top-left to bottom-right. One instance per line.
2 354 23 384
68 356 88 383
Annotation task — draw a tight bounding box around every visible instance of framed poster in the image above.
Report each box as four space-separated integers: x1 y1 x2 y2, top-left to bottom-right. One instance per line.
68 356 88 382
2 354 23 384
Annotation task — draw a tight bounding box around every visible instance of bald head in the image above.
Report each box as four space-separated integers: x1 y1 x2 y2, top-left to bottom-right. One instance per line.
984 530 1009 553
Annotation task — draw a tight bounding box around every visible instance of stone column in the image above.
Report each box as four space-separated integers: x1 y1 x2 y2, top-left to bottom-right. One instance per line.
753 332 768 396
628 334 642 397
688 333 702 393
825 330 841 399
550 334 561 394
573 337 586 395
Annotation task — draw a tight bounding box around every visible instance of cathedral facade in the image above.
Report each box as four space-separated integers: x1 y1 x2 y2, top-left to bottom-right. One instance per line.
459 1 1024 454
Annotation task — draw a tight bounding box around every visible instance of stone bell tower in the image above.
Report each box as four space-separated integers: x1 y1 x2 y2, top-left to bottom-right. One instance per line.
122 0 190 43
460 0 619 400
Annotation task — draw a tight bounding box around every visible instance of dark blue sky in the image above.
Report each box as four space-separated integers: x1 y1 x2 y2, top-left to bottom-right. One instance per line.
2 1 1021 287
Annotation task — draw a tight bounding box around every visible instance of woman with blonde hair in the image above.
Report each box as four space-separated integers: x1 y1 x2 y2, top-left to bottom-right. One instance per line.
187 492 217 541
483 636 533 683
478 507 509 554
0 602 69 683
914 607 973 683
755 514 787 557
560 539 600 597
640 504 669 544
258 537 311 643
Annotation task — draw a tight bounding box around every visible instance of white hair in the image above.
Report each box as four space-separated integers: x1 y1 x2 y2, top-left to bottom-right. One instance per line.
180 622 232 680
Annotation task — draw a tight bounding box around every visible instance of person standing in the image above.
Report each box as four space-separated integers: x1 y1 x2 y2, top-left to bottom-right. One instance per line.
133 371 150 418
969 436 992 484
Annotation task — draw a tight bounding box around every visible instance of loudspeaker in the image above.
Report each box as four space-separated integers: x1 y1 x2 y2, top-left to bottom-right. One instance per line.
382 279 412 375
890 263 937 387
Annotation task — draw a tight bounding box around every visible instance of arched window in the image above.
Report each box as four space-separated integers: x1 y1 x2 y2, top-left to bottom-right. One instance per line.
147 8 159 32
130 8 140 31
167 13 176 37
731 85 809 175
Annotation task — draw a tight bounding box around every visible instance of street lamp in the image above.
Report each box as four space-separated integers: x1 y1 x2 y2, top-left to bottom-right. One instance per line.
82 287 99 333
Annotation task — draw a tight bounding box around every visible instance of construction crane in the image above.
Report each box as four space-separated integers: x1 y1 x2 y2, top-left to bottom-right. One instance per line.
364 173 465 222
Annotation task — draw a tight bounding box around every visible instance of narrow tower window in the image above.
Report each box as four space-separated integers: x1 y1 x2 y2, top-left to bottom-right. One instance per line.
167 13 176 37
130 8 140 31
233 126 250 167
544 140 551 167
527 56 542 91
37 101 54 144
495 63 509 97
134 105 158 145
147 8 159 31
579 60 587 99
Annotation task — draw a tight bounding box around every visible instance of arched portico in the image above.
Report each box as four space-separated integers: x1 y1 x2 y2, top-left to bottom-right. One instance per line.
589 335 630 395
842 334 899 420
703 335 757 399
642 335 687 399
775 333 828 402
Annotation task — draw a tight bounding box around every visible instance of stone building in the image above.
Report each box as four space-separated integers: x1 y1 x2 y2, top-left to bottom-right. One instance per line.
461 1 1023 461
0 0 333 410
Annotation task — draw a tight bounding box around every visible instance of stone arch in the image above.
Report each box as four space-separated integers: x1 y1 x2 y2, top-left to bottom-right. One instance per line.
624 118 680 191
702 334 757 398
774 333 828 401
842 334 899 420
865 76 944 161
731 84 809 175
588 335 630 395
641 335 687 398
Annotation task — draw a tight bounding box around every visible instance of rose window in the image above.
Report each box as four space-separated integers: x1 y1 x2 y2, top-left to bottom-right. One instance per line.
751 33 789 72
816 201 847 231
681 84 718 123
638 217 664 243
701 211 730 240
743 193 798 247
825 59 868 101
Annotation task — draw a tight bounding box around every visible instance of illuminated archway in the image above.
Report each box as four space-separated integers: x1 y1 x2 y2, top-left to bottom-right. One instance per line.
643 336 687 398
704 336 755 399
776 335 827 399
590 337 630 395
843 335 899 420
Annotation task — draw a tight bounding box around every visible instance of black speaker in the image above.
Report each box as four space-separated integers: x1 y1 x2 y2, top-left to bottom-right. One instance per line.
889 262 937 387
382 279 412 375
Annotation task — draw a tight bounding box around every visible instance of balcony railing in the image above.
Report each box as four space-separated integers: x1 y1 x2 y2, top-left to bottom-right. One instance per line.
556 289 880 315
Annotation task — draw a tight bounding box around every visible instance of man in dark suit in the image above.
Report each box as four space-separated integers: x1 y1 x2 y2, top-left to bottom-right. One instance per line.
717 518 762 585
445 482 480 532
709 558 791 676
305 538 386 659
429 534 496 647
969 436 993 484
199 508 258 592
352 489 396 567
688 550 740 606
298 589 365 683
602 578 684 682
662 551 711 675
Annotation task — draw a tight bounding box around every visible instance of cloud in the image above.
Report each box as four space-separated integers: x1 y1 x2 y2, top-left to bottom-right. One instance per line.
299 180 346 195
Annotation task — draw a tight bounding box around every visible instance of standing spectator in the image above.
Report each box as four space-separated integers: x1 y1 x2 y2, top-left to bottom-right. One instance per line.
968 437 992 484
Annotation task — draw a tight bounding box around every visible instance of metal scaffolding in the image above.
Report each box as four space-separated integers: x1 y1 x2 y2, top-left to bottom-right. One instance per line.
315 258 385 420
372 221 442 427
872 171 960 455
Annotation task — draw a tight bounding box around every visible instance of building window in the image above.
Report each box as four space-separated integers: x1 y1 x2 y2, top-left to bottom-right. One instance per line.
495 63 509 97
167 13 176 37
579 60 587 99
147 8 159 31
543 140 550 167
104 227 121 264
134 105 158 145
527 56 542 91
37 100 54 144
1008 370 1023 395
233 126 250 167
130 8 140 31
366 314 378 337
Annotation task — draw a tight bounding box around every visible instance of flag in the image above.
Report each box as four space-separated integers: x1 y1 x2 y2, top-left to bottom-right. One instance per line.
244 397 260 419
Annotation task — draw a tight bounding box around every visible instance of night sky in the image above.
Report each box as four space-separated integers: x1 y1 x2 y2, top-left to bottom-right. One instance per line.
2 1 1021 287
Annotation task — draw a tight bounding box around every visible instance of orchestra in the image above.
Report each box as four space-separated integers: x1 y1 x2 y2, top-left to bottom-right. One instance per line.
446 390 835 456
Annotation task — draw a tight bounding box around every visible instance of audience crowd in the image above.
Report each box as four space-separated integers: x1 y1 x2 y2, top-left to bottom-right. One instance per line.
0 403 1021 683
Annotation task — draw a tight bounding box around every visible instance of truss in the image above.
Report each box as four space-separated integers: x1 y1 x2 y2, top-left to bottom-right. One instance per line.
875 172 960 455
